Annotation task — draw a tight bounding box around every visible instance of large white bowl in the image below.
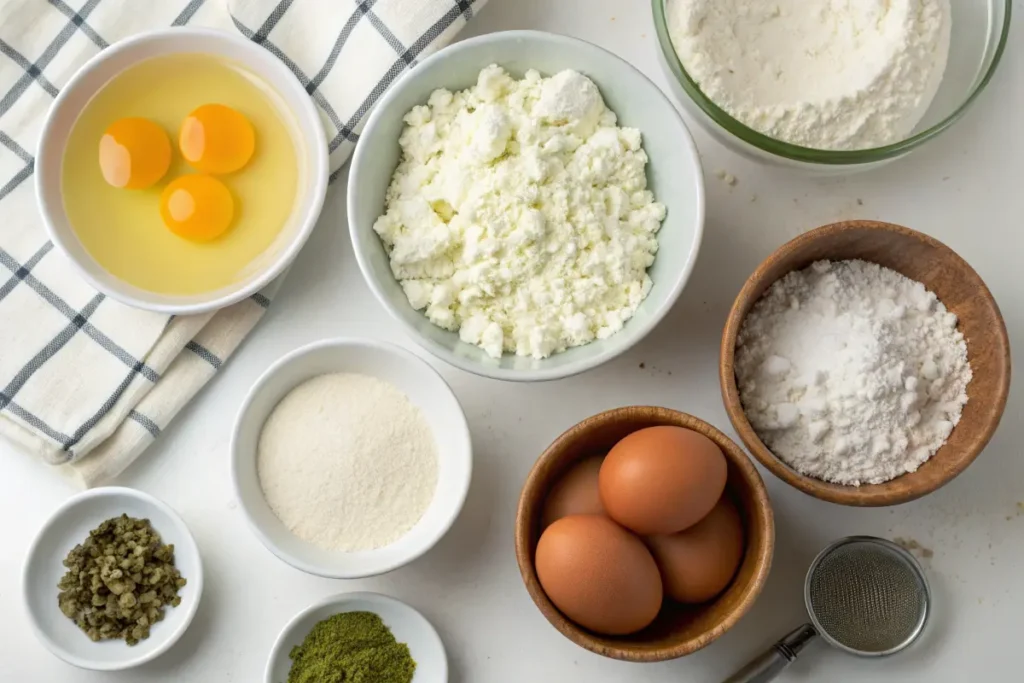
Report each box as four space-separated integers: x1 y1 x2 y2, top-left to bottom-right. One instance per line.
265 592 447 683
35 28 329 315
348 30 705 382
23 487 203 671
230 338 472 579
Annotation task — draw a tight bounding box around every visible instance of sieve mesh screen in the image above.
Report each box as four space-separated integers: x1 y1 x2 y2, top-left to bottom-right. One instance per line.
807 540 927 654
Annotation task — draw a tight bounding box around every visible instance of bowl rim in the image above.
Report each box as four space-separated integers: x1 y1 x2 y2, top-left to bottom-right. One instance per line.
35 27 329 315
263 591 448 683
719 220 1012 506
651 0 1014 165
21 486 204 671
229 336 473 579
514 406 775 661
347 29 705 382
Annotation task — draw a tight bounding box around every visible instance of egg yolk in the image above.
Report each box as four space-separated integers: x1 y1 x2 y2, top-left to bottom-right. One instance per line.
98 118 171 189
160 175 235 241
179 104 255 174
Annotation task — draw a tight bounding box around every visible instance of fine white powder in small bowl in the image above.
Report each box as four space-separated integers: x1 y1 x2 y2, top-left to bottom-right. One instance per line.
735 260 972 486
256 373 439 552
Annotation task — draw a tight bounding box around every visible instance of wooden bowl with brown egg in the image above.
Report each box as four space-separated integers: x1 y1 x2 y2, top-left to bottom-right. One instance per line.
514 406 774 662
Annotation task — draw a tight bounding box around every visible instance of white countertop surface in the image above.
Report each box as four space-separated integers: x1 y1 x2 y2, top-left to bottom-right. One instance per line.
2 1 1020 681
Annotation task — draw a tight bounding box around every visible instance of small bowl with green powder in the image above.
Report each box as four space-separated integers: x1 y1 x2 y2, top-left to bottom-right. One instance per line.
266 592 446 683
23 487 203 671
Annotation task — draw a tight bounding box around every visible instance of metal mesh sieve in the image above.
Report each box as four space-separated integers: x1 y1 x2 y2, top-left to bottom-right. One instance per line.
805 537 929 656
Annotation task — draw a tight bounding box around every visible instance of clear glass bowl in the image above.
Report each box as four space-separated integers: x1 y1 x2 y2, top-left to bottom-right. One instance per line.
652 0 1012 171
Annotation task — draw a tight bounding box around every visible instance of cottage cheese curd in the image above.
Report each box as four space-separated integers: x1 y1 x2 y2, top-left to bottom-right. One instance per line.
372 66 666 359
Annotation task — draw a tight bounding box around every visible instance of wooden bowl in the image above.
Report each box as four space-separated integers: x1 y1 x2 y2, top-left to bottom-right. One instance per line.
514 407 774 661
720 220 1011 506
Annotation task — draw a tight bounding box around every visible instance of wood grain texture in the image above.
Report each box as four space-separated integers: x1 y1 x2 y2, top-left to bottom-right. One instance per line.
720 220 1011 507
514 406 774 662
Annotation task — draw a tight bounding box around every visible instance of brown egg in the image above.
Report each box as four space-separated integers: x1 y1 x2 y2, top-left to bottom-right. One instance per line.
599 426 727 535
646 496 745 604
542 456 605 528
535 514 663 635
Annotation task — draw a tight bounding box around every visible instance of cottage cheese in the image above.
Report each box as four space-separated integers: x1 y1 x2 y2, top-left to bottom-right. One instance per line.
372 66 666 359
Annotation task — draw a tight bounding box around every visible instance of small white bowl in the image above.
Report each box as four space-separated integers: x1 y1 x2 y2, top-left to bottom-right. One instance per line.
265 592 447 683
231 338 472 579
35 28 329 315
348 30 705 382
23 487 203 671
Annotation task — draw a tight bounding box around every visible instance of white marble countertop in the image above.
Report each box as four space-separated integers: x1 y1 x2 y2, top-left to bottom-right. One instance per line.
2 1 1021 681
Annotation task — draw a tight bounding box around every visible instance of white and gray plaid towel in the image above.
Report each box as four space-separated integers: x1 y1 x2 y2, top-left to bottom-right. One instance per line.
0 0 485 486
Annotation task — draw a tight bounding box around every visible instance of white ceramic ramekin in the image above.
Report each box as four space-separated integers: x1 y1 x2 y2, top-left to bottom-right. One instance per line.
230 338 472 579
23 487 204 671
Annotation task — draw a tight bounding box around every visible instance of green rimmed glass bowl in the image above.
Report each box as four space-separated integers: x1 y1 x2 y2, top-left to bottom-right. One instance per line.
651 0 1011 171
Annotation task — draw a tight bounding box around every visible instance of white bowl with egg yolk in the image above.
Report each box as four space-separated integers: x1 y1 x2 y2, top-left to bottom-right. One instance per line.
35 28 328 314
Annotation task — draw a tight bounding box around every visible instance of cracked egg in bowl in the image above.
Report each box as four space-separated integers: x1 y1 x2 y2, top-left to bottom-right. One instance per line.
36 29 327 314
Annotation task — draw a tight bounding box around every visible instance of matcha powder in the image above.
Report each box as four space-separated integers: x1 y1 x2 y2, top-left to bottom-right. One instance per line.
287 611 416 683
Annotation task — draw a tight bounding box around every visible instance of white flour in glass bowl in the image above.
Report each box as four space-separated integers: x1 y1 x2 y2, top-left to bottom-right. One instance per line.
666 0 953 151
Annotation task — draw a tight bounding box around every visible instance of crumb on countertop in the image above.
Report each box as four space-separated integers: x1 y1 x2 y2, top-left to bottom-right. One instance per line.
894 537 934 559
715 169 738 186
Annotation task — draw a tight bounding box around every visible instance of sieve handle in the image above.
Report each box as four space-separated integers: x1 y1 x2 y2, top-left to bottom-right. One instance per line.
721 624 817 683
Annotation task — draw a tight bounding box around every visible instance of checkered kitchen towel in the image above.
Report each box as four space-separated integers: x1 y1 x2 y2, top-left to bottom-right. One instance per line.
0 0 485 487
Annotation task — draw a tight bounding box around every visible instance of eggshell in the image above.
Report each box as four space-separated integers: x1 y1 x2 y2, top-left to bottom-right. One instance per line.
599 426 727 535
646 496 745 604
541 456 605 528
535 515 663 635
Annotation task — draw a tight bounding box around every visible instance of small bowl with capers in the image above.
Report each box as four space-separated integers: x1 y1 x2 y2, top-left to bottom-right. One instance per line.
22 487 203 671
